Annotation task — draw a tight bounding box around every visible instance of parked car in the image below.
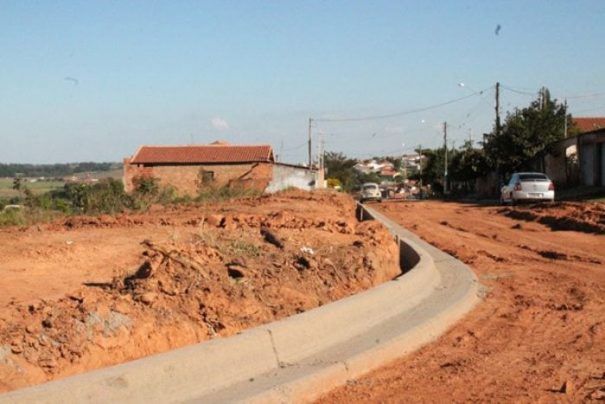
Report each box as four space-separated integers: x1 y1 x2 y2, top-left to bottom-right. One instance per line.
500 172 555 204
359 182 382 203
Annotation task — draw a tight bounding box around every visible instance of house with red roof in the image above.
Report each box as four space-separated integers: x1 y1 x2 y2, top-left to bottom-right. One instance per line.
123 141 317 196
573 117 605 133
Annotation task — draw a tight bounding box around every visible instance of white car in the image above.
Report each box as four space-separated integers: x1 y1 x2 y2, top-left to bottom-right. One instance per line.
501 172 555 204
359 183 382 203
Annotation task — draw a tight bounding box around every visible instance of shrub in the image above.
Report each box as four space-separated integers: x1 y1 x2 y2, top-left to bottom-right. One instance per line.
133 175 159 196
53 179 132 214
196 184 262 204
0 208 26 227
229 239 260 257
131 175 177 210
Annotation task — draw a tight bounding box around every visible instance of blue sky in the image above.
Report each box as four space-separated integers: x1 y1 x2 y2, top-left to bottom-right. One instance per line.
1 0 604 163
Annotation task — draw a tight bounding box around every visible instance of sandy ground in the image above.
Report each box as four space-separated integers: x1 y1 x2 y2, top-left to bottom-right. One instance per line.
319 200 605 403
0 190 400 393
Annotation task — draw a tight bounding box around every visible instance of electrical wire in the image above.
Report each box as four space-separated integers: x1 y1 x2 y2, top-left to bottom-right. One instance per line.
281 140 308 152
501 84 605 100
449 90 493 129
500 85 536 96
571 104 605 114
313 87 493 123
563 91 605 100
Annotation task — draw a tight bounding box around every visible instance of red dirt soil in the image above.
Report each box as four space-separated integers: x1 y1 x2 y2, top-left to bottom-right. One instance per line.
319 200 605 403
0 190 400 393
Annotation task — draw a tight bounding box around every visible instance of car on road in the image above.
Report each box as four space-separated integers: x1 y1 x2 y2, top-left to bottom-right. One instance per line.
359 182 382 203
500 172 555 204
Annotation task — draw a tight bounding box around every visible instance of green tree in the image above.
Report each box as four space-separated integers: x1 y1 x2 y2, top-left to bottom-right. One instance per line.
12 177 22 193
449 141 490 194
414 148 448 193
324 152 358 191
384 156 402 171
484 88 570 175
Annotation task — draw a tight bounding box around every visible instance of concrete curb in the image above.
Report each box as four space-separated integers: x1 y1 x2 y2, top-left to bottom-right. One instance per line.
0 203 480 404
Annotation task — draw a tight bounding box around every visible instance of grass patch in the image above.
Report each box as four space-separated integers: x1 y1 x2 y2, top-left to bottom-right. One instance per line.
229 239 260 257
0 178 64 198
0 207 62 227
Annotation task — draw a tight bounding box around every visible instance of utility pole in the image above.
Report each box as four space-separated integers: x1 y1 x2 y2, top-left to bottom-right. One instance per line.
443 122 448 194
307 118 313 169
317 131 322 170
495 82 501 137
320 134 326 188
564 99 568 138
418 144 423 197
402 143 407 180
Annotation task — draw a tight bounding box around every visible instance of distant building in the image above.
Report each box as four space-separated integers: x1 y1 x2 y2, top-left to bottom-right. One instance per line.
573 117 605 133
401 154 423 170
123 141 318 196
542 127 605 187
353 159 394 175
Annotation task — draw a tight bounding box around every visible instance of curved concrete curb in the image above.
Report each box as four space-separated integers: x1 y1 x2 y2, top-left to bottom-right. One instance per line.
0 203 480 404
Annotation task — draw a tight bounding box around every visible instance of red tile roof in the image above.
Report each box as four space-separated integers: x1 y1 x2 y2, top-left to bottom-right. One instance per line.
130 144 274 164
573 117 605 133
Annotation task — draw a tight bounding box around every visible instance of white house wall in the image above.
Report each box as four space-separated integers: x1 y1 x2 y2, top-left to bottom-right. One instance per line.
265 165 317 193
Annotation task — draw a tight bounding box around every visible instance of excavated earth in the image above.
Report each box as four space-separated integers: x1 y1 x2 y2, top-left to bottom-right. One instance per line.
0 190 400 393
319 200 605 403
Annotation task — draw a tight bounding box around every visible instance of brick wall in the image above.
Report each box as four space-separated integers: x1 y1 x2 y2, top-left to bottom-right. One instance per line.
123 160 273 196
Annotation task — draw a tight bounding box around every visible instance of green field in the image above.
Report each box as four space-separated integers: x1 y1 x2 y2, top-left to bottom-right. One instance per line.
0 178 65 198
68 168 123 181
0 168 123 199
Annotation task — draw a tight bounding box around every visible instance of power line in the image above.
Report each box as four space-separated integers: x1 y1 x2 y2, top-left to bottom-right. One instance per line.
313 87 493 123
572 104 605 114
500 85 536 96
448 90 493 129
501 84 605 100
563 91 605 99
282 140 308 152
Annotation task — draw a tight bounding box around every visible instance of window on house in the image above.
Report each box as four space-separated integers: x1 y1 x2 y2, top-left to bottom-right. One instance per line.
200 170 215 184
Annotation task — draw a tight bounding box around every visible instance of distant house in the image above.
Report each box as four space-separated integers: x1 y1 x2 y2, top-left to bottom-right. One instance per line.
379 165 400 179
543 127 605 187
573 117 605 133
123 142 318 196
401 154 423 170
353 159 393 175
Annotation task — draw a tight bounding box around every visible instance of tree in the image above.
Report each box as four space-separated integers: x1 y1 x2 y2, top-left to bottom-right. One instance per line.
449 141 490 193
12 177 23 193
484 88 570 175
323 152 358 191
384 156 402 171
415 148 450 193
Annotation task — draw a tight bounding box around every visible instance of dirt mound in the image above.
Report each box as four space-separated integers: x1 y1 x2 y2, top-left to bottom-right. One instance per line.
0 191 400 392
499 201 605 234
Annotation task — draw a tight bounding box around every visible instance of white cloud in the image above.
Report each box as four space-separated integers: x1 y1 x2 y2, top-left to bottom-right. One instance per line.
211 117 230 131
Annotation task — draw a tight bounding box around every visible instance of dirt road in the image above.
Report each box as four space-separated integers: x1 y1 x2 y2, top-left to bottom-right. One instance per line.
0 190 400 392
320 200 605 402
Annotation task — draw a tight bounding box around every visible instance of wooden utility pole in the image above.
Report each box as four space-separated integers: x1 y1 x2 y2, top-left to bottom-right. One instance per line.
418 144 423 196
443 122 448 194
495 82 501 136
564 99 568 138
307 118 313 169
